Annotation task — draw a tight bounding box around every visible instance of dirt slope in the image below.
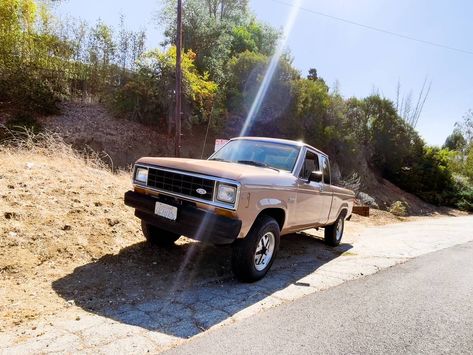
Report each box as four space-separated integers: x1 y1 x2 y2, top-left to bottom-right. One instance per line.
38 102 171 169
365 178 452 215
38 102 216 169
0 138 140 329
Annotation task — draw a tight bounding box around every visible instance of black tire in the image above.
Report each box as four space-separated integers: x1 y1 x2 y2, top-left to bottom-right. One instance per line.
324 214 345 246
232 215 280 282
141 221 180 246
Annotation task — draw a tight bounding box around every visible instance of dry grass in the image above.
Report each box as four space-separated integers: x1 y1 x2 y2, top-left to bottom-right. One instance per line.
1 126 114 169
0 130 142 328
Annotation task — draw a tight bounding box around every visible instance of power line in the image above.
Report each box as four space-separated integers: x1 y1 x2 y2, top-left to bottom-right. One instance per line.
271 0 473 55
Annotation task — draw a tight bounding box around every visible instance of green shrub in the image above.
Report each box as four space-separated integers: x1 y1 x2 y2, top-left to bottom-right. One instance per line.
6 113 42 133
393 147 454 206
389 201 409 216
108 47 217 127
1 113 43 143
451 177 473 212
0 68 63 115
456 188 473 211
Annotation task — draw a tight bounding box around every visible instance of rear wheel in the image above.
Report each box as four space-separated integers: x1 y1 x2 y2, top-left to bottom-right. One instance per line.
141 221 180 246
232 216 280 282
324 214 345 246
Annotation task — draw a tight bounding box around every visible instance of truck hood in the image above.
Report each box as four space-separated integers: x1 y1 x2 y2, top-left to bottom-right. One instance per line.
136 157 286 182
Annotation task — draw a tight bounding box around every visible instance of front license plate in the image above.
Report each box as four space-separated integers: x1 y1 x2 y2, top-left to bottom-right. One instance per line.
154 202 178 221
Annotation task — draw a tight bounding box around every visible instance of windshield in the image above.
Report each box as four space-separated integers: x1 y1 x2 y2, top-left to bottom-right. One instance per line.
209 139 301 172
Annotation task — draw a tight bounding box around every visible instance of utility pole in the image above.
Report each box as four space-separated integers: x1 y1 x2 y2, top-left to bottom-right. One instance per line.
174 0 183 157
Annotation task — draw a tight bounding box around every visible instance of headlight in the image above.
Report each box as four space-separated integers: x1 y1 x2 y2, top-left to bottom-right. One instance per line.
216 183 237 204
135 167 148 183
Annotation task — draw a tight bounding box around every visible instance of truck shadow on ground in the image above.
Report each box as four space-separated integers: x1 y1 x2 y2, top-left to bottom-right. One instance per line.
52 231 352 339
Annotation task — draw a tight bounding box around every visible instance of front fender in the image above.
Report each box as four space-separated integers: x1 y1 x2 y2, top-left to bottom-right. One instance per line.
257 197 288 211
237 191 289 238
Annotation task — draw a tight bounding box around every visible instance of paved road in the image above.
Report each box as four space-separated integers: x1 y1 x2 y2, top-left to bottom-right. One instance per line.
167 241 473 355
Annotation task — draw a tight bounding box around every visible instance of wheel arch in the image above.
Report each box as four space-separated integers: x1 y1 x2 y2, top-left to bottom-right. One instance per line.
339 207 348 219
335 203 350 221
255 208 286 231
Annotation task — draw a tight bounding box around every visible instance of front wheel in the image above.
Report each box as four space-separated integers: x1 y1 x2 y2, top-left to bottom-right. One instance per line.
324 214 345 246
141 221 181 246
232 216 280 282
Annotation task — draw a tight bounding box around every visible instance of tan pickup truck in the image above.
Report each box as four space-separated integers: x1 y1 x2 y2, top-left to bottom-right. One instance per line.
124 137 354 281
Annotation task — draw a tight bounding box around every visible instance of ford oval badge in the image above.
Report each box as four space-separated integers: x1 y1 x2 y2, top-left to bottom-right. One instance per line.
196 188 207 195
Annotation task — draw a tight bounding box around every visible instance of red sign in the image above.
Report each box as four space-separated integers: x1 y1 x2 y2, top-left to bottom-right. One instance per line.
214 139 229 152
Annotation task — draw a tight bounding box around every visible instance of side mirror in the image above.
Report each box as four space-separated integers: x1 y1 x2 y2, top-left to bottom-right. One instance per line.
308 170 323 183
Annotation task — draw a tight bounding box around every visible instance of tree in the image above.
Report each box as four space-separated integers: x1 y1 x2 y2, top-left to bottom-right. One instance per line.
224 51 300 135
306 67 327 90
110 46 217 129
0 0 73 113
205 0 249 20
443 129 466 151
159 0 277 83
455 109 473 144
287 77 330 144
307 68 318 81
394 78 431 128
230 20 278 57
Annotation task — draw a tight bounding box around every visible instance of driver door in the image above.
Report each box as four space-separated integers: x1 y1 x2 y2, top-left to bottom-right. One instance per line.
295 149 324 227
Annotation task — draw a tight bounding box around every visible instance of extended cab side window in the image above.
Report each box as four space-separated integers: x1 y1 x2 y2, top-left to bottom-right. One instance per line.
321 156 330 184
299 150 320 180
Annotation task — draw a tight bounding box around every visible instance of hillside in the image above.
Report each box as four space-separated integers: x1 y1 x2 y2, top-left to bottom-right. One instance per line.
37 102 218 169
36 102 447 215
0 137 138 328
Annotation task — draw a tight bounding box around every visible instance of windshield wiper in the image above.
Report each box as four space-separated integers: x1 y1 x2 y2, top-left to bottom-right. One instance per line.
209 158 227 162
236 160 279 172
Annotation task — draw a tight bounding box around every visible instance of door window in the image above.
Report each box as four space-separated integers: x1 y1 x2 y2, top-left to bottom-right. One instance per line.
321 156 331 184
299 150 320 180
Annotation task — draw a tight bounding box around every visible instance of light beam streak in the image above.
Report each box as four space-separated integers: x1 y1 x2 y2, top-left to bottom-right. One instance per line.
240 0 303 136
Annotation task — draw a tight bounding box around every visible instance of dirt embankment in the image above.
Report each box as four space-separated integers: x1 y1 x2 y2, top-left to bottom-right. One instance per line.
0 138 139 329
37 102 217 169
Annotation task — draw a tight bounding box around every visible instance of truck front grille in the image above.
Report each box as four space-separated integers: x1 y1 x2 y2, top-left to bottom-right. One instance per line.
146 167 215 201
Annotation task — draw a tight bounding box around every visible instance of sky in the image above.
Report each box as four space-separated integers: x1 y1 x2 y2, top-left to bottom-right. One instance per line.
53 0 473 146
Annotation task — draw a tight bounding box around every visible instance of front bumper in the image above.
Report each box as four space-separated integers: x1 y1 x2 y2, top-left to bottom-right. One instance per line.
124 191 242 245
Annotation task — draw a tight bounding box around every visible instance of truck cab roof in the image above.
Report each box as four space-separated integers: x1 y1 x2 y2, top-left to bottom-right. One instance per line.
230 136 329 158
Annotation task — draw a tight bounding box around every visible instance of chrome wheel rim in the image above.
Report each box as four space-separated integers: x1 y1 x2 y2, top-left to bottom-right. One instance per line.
335 218 344 241
254 232 275 271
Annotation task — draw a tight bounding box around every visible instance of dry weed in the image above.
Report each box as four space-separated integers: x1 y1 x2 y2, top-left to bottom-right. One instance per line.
0 129 141 328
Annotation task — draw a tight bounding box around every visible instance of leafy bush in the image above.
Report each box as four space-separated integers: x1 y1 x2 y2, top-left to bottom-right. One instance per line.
0 68 64 115
393 147 454 205
456 186 473 211
450 176 473 211
108 47 217 127
389 201 409 216
6 113 42 133
1 113 43 142
0 0 70 114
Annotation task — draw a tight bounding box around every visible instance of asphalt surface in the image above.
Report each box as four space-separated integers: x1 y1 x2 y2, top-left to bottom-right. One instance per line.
166 241 473 355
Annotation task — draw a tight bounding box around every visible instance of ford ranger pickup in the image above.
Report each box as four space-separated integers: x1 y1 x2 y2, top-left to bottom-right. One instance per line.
124 137 355 282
